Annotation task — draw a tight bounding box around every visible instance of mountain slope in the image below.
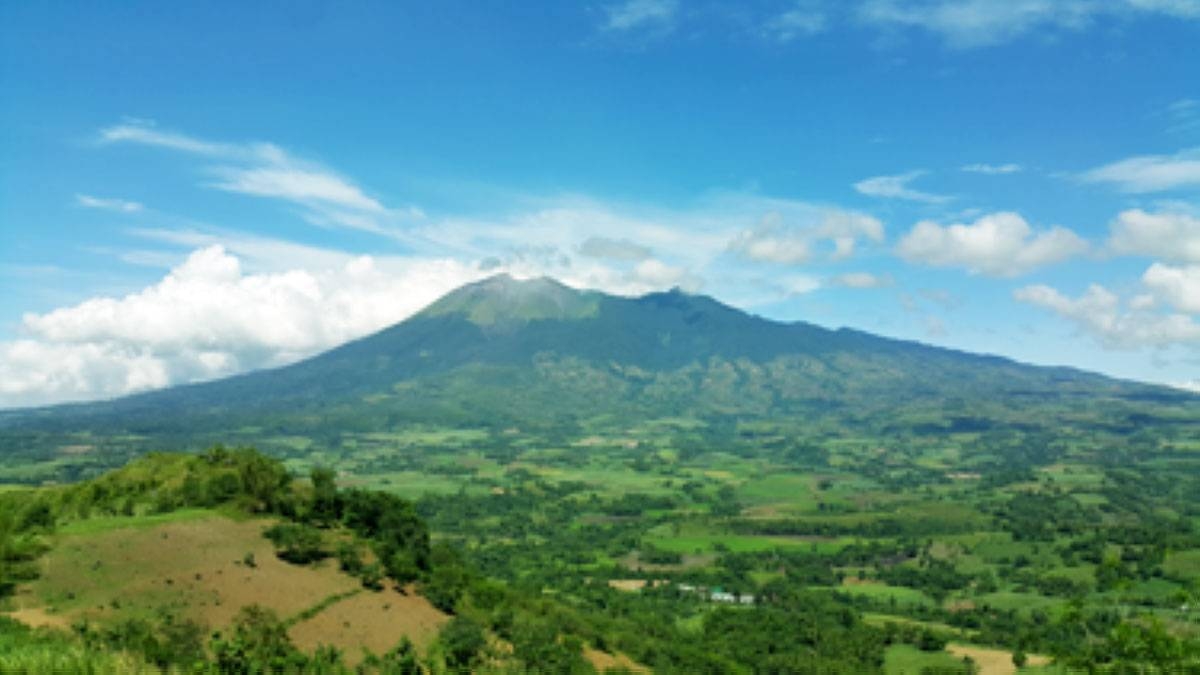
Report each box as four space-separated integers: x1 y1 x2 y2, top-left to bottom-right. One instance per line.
1 274 1195 466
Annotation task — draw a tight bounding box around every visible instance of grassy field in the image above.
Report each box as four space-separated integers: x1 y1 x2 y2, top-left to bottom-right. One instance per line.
884 644 971 674
6 510 447 661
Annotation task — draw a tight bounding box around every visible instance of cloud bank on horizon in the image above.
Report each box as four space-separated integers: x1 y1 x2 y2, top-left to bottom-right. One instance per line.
1 0 1199 407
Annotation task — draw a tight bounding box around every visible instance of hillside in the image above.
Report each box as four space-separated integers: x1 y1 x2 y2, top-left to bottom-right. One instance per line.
0 450 652 673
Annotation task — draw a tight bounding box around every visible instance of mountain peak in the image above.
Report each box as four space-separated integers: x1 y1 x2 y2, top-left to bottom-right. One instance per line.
421 273 600 326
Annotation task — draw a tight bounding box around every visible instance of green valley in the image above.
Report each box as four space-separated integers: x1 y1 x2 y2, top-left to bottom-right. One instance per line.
2 276 1199 672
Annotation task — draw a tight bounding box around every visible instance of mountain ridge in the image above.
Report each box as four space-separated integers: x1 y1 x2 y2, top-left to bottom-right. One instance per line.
1 274 1194 466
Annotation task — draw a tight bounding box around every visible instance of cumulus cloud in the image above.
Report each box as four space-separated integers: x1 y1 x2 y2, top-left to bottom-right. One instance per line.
1107 208 1200 262
1015 283 1200 349
728 207 884 264
0 246 483 408
76 194 144 213
859 0 1200 48
3 186 898 406
961 163 1022 174
1143 263 1200 313
99 122 416 236
896 212 1088 276
1079 147 1200 193
603 0 678 31
854 170 951 204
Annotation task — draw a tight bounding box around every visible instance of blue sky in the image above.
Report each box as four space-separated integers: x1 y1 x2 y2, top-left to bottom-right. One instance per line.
2 0 1199 407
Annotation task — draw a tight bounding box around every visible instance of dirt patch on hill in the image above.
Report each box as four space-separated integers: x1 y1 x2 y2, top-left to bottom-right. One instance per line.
607 579 670 592
289 587 447 662
19 515 358 630
5 607 71 630
7 513 452 662
17 517 324 620
946 643 1050 675
584 647 649 673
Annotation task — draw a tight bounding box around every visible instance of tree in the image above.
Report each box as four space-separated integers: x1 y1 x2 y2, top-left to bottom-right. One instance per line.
236 449 290 513
263 523 328 565
309 467 340 526
439 616 486 672
211 605 306 673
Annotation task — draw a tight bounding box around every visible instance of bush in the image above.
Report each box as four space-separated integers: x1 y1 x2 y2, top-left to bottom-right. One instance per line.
263 523 328 565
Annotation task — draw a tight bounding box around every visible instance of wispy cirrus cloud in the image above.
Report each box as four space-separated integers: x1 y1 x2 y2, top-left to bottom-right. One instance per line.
76 194 144 213
764 2 829 41
961 162 1022 175
1079 147 1200 193
854 170 952 204
832 271 894 288
98 122 419 237
602 0 678 31
858 0 1200 49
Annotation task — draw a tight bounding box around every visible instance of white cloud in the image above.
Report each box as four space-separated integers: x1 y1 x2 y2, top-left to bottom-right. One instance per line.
859 0 1200 48
783 275 823 295
1015 282 1200 349
99 122 414 236
100 124 243 157
1143 263 1200 313
1107 208 1200 262
854 170 951 204
961 163 1022 174
4 186 898 406
603 0 678 31
578 236 653 261
896 211 1088 276
728 206 884 264
832 272 894 288
76 194 144 213
1 246 483 408
1079 147 1200 193
633 258 699 290
210 166 384 213
1164 98 1200 135
765 3 828 40
1173 379 1200 393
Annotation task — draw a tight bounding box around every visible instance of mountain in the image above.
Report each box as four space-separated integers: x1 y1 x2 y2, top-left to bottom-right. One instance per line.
2 274 1196 472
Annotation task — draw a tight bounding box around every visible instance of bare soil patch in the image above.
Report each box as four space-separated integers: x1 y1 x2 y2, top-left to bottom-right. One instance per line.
584 647 649 673
946 643 1050 675
15 515 355 630
289 586 447 662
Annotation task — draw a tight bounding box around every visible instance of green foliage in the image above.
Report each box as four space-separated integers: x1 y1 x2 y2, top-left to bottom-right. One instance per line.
438 616 487 672
263 522 328 564
211 605 309 673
